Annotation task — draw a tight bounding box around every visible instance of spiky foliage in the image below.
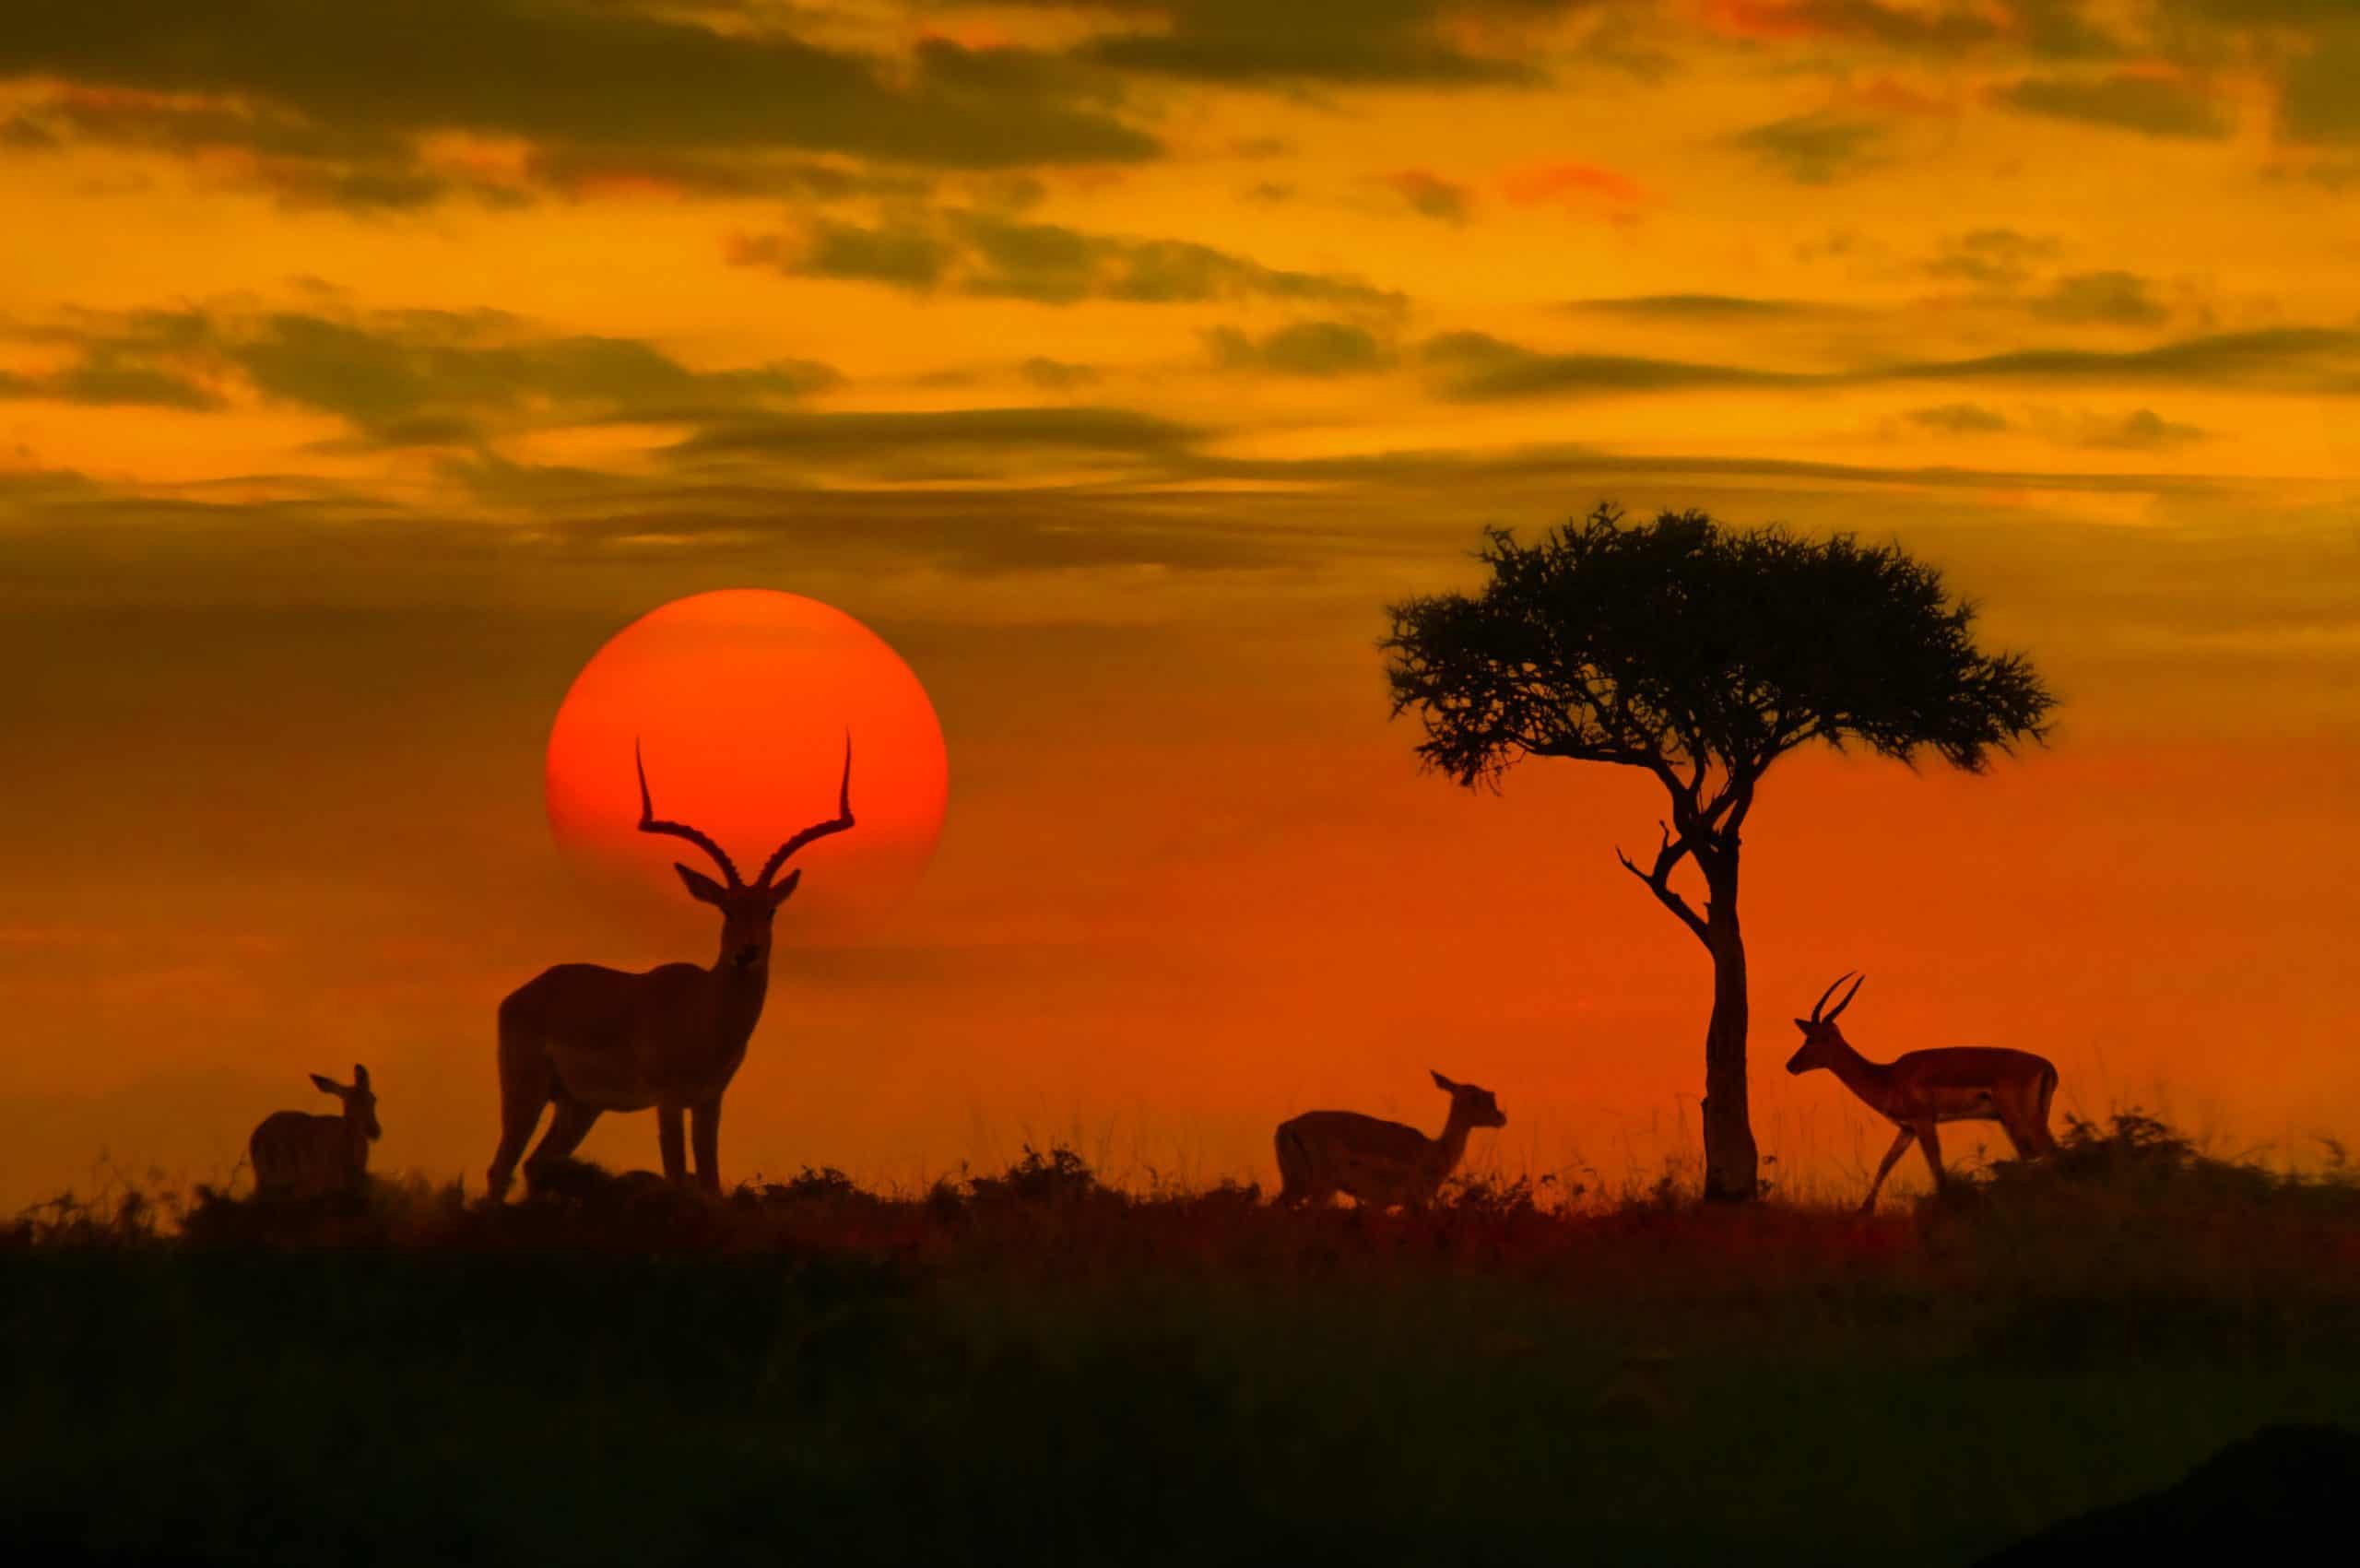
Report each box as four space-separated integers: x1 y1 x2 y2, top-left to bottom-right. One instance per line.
1385 503 2053 828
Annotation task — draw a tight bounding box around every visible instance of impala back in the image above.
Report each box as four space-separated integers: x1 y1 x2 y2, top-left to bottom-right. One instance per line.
1282 1111 1444 1206
251 1112 362 1198
1892 1046 2057 1119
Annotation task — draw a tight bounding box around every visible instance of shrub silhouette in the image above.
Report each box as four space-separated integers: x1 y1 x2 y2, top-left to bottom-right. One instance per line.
962 1143 1108 1208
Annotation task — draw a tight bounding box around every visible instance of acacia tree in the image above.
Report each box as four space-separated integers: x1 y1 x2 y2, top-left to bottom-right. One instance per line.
1383 504 2055 1202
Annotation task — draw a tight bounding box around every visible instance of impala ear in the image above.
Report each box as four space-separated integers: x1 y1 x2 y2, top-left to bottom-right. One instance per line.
675 863 729 905
765 868 803 906
310 1073 342 1097
1431 1069 1458 1093
1794 1018 1811 1032
353 1064 370 1091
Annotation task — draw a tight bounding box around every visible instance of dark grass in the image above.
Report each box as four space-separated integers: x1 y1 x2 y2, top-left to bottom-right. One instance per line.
6 1115 2358 1567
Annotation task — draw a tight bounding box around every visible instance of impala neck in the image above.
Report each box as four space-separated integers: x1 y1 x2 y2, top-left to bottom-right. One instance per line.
702 944 769 991
1822 1033 1896 1114
1431 1109 1476 1174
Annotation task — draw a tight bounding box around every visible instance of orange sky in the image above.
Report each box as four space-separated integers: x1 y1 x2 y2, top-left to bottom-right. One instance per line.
3 2 2356 1210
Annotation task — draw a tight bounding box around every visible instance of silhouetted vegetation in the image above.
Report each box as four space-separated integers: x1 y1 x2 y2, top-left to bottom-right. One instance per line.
5 1116 2355 1566
1384 505 2056 1201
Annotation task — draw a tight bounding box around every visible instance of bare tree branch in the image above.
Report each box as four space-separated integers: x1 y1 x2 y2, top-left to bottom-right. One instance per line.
1614 821 1711 949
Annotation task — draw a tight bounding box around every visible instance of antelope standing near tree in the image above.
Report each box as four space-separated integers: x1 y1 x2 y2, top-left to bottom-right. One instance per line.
1274 1071 1507 1209
250 1064 380 1200
1786 973 2060 1212
487 735 854 1202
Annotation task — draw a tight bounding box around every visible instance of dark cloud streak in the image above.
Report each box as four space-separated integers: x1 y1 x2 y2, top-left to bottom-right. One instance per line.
1427 324 2360 400
1730 113 1886 183
1560 293 1838 320
1907 403 2010 434
665 406 1207 481
1206 321 1395 376
1057 0 1582 87
1995 73 2231 139
0 2 1159 170
1422 329 1814 398
5 306 839 442
2028 271 2169 327
735 208 1404 311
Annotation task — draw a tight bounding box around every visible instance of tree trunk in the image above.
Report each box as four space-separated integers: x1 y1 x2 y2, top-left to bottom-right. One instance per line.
1699 855 1758 1203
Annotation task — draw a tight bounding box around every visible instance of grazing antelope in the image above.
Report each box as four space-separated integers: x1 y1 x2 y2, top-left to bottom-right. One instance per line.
250 1064 380 1200
486 735 854 1202
1787 973 2060 1212
1274 1071 1507 1210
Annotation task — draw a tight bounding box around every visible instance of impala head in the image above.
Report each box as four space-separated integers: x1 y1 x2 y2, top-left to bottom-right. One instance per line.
636 733 856 973
1431 1070 1508 1129
1786 973 1865 1075
310 1063 381 1140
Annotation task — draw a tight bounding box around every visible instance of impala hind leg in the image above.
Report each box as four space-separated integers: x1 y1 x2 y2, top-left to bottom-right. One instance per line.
488 1029 553 1202
1994 1072 2060 1161
1862 1126 1916 1213
1272 1125 1324 1207
523 1096 603 1190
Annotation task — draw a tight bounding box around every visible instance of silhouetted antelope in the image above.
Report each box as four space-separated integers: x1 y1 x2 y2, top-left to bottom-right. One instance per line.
486 735 854 1201
1787 973 2060 1211
250 1064 380 1200
1274 1071 1507 1209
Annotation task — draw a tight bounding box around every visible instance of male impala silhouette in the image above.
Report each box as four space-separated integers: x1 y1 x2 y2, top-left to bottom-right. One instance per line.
1787 973 2060 1211
486 735 853 1201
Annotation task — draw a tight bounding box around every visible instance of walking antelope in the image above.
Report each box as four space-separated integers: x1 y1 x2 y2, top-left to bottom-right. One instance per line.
486 735 854 1202
250 1064 380 1200
1274 1071 1507 1210
1786 973 2059 1212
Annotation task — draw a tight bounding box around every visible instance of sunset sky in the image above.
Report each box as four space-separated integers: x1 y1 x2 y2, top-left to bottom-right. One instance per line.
4 1 2355 1209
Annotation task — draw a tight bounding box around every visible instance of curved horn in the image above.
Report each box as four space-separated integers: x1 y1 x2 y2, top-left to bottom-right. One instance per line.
1825 973 1866 1022
635 738 744 889
1809 972 1855 1023
753 732 856 890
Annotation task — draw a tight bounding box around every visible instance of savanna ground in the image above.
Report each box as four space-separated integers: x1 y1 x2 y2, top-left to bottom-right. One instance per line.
6 1115 2358 1567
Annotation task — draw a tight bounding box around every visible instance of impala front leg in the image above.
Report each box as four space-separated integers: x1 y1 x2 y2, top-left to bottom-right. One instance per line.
690 1097 723 1195
1862 1125 1915 1213
658 1103 688 1185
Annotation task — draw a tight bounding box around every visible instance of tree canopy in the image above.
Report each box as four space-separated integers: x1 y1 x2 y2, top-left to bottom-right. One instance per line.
1385 502 2054 816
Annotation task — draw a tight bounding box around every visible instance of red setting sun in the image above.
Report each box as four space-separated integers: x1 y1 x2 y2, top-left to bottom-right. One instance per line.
543 591 949 927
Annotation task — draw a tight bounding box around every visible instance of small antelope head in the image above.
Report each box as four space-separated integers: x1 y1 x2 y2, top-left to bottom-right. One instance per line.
311 1063 381 1141
1786 973 1865 1075
635 734 856 974
1432 1069 1508 1129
